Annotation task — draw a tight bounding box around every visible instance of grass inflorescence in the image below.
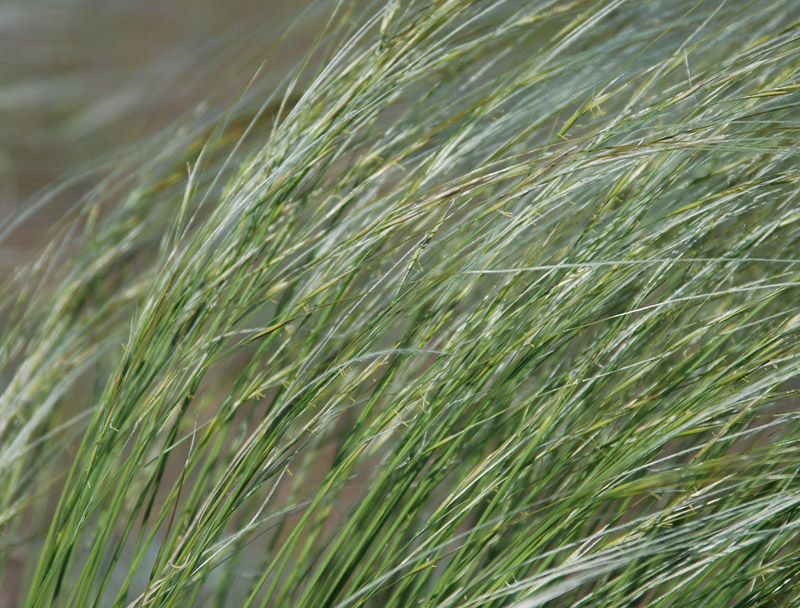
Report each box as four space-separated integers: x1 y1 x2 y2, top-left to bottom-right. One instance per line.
3 1 800 606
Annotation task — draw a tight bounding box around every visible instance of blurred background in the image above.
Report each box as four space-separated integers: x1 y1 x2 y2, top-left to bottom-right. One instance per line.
0 0 318 279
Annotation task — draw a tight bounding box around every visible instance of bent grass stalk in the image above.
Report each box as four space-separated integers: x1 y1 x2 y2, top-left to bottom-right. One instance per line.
2 0 800 606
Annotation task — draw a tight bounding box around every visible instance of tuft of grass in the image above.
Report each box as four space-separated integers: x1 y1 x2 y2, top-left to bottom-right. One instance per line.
3 0 800 606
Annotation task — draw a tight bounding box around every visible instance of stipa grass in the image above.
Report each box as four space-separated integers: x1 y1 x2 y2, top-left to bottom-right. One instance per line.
2 0 800 606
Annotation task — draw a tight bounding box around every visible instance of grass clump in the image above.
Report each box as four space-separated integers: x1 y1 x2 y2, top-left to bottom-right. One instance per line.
2 0 800 606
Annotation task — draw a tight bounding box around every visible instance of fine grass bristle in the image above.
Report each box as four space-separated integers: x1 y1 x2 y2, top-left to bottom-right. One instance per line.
2 1 800 606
